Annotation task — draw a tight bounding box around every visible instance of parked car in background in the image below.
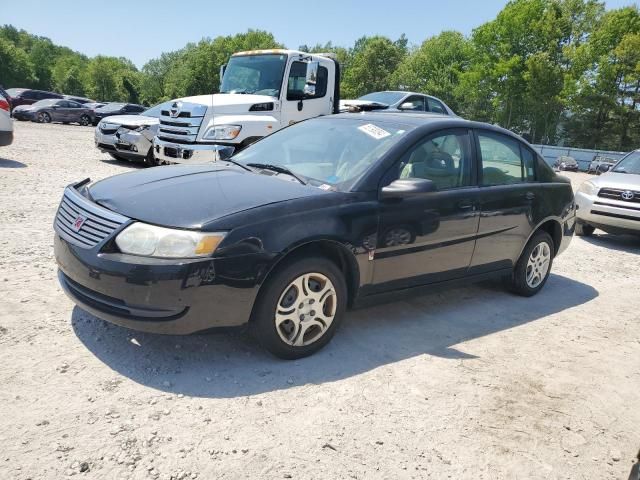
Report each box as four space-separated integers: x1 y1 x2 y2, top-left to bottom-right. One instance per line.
12 99 92 125
82 102 106 124
63 95 94 105
93 103 145 124
95 102 165 166
340 91 456 116
0 86 13 146
575 149 640 236
587 155 617 175
54 113 575 359
554 155 579 172
5 88 63 110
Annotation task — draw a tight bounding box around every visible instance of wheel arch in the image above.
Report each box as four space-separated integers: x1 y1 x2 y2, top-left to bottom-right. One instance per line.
520 217 563 259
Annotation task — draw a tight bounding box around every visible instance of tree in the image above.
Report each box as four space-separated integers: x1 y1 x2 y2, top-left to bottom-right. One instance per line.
0 37 33 87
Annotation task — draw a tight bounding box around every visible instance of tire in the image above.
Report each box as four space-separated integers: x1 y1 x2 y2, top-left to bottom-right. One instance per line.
506 231 554 297
144 148 159 167
575 223 595 237
37 112 51 123
251 256 347 359
79 115 90 126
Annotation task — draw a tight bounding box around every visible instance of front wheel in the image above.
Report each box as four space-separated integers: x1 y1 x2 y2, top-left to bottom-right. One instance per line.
37 112 51 123
506 231 554 297
252 257 347 359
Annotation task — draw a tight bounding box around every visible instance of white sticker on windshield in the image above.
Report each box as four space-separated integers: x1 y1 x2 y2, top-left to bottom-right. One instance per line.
358 123 391 140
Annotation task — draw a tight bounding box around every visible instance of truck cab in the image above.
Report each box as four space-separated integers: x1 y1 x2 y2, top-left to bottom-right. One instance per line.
153 50 339 164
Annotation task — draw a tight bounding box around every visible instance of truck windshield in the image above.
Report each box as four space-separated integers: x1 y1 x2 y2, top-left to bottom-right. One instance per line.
220 54 287 97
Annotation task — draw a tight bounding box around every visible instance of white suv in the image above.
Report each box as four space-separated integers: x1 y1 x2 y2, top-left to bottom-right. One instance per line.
0 87 13 146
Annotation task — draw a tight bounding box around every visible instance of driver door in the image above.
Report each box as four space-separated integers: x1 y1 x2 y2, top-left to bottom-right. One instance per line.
371 129 481 291
280 60 333 126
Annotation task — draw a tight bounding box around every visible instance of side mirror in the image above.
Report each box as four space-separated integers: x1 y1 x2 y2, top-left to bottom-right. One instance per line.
303 61 319 97
381 178 436 199
398 102 417 111
598 164 611 173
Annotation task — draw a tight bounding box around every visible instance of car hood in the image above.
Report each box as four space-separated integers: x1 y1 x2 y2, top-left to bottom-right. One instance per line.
99 115 159 127
180 93 277 113
88 164 328 229
592 171 640 190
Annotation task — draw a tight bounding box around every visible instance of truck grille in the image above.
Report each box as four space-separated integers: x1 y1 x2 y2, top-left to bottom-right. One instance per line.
158 101 206 144
54 186 129 249
597 188 640 203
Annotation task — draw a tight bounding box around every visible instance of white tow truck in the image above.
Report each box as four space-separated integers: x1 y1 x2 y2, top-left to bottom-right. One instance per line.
153 49 340 164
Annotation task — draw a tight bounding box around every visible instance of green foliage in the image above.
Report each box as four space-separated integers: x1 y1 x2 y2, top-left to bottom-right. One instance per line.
0 3 639 150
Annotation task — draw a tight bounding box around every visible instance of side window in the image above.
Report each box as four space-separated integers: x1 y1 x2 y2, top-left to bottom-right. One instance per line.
427 98 446 114
23 91 38 100
478 131 528 185
391 130 472 190
286 61 328 100
521 146 536 181
58 101 70 107
400 95 425 111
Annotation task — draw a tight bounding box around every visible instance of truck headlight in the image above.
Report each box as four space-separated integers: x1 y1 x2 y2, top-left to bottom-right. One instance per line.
577 181 597 196
115 223 226 258
203 124 242 140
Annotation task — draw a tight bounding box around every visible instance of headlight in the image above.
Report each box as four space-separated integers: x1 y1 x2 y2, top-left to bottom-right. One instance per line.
115 223 225 258
577 181 597 196
134 125 149 132
202 124 242 140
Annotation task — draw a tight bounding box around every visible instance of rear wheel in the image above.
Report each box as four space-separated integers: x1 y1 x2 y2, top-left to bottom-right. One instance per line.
575 223 595 237
37 112 51 123
506 231 554 297
252 256 347 359
79 115 90 126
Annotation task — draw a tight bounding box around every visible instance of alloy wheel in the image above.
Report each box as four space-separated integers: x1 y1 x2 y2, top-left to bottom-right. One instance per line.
38 112 51 123
525 241 551 288
80 115 90 126
275 272 337 347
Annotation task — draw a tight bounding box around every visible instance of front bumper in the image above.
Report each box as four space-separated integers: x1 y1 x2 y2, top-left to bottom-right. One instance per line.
12 110 34 121
55 234 261 334
575 191 640 234
95 128 150 161
153 137 234 165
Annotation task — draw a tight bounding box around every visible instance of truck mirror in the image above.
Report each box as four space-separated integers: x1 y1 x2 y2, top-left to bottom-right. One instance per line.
303 61 319 97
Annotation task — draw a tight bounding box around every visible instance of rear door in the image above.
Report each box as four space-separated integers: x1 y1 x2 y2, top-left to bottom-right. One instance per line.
470 129 538 273
371 128 481 291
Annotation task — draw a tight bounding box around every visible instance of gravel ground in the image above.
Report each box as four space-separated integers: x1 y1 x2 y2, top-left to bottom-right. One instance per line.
1 121 639 480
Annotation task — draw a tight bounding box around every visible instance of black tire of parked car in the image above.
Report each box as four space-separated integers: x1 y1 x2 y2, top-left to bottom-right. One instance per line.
79 115 90 126
144 149 159 167
505 230 555 297
251 256 347 360
575 223 595 236
37 112 51 123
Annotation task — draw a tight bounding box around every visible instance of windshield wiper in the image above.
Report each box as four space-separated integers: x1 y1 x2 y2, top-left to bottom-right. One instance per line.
246 163 307 185
222 158 253 172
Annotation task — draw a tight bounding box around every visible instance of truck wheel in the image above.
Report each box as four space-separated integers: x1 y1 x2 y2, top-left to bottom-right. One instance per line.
506 231 554 297
575 223 595 237
251 256 347 359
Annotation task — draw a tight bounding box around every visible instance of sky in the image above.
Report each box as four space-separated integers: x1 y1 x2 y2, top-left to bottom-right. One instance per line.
3 0 638 68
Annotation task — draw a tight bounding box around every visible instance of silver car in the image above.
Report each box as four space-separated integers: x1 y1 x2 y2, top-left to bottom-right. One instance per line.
575 149 640 236
95 103 165 166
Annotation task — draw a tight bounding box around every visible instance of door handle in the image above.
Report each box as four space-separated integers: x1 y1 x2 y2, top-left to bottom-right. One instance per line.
525 191 535 200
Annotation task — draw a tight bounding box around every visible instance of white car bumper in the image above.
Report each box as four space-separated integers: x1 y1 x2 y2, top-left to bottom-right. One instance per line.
95 127 150 160
153 137 234 165
575 190 640 233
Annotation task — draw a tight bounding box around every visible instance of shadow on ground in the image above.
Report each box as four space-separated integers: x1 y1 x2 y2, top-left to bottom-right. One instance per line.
72 273 597 398
100 157 146 169
0 158 27 168
581 233 640 253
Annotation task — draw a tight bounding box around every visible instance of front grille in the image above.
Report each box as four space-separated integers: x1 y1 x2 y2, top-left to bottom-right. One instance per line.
597 188 640 203
158 101 205 144
54 186 128 249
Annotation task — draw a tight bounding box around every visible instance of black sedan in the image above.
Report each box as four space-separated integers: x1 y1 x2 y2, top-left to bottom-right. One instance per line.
54 114 576 359
12 99 92 125
92 102 145 125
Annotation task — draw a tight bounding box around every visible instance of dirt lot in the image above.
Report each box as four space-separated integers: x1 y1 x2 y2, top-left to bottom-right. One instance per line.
1 121 639 480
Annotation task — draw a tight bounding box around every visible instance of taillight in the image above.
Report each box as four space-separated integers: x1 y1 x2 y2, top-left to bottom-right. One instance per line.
0 98 9 112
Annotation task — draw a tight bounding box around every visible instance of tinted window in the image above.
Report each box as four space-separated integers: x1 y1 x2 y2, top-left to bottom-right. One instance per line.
286 61 328 100
67 101 82 108
394 130 472 190
400 95 426 111
478 131 528 185
23 91 38 100
427 98 446 114
58 101 71 107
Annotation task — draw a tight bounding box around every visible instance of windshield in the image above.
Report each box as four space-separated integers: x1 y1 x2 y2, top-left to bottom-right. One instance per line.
33 99 58 107
141 103 165 118
358 91 406 105
612 150 640 175
220 54 287 97
233 117 410 191
98 103 125 112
